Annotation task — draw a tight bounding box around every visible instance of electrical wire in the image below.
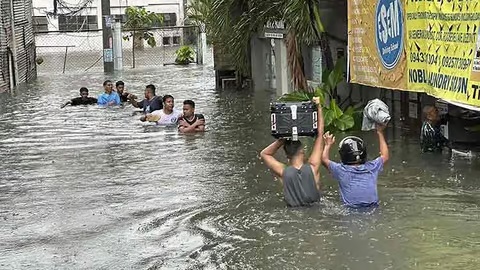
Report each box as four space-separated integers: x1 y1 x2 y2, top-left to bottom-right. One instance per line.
46 0 93 17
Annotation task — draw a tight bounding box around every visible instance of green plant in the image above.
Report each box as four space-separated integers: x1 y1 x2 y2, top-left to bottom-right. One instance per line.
123 7 163 49
175 46 195 65
186 0 214 45
278 57 362 132
186 0 330 87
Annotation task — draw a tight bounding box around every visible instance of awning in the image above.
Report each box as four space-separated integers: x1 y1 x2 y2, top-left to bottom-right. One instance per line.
439 99 480 113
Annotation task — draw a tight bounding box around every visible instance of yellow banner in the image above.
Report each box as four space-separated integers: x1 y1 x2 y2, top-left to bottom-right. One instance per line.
348 0 480 106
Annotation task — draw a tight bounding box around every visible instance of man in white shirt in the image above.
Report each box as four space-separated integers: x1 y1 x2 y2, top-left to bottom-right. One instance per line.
146 94 182 125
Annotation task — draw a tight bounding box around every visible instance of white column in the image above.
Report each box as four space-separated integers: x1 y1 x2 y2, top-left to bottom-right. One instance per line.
197 24 207 65
269 39 276 89
201 32 207 64
274 39 291 96
112 21 123 70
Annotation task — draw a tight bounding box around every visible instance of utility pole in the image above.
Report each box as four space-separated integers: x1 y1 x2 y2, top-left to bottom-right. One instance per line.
101 0 114 72
112 19 123 71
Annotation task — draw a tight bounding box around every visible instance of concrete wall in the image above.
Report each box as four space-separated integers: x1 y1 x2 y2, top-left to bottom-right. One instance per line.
32 0 187 54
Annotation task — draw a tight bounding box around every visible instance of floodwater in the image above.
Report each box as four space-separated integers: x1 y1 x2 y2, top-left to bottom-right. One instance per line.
1 64 480 270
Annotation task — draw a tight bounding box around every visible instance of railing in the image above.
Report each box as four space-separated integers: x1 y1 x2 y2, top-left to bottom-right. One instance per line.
34 26 200 74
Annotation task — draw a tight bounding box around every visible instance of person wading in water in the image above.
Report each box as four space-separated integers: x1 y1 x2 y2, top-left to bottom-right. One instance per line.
260 97 324 207
146 95 182 125
178 100 205 133
130 84 163 121
61 87 97 108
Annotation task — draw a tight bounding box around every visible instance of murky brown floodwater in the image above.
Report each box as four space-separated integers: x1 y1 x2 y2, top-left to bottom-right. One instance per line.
0 64 480 270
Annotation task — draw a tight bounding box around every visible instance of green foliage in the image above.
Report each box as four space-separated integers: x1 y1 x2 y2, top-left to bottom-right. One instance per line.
186 0 214 45
123 7 163 48
175 46 195 65
186 0 326 77
278 57 361 132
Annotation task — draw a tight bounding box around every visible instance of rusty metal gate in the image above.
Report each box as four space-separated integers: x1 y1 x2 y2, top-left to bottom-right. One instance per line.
0 0 36 92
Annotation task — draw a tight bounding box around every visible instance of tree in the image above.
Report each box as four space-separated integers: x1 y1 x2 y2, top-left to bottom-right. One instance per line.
123 7 163 50
186 0 332 92
185 0 214 43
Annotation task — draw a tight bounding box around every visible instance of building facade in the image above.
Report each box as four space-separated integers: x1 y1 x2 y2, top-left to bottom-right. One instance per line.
32 0 187 58
32 0 185 34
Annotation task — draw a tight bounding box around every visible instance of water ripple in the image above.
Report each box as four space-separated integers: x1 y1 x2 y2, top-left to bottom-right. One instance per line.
0 63 480 269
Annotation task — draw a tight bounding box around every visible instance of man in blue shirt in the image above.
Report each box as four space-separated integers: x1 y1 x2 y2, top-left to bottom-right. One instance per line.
97 80 120 106
321 125 389 208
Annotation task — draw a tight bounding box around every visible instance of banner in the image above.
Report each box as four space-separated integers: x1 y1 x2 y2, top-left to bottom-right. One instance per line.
348 0 480 107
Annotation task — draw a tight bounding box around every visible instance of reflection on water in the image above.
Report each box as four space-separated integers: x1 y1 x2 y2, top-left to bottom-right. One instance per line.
0 65 480 269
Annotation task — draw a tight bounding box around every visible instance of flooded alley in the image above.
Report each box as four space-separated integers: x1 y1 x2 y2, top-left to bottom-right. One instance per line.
0 64 480 269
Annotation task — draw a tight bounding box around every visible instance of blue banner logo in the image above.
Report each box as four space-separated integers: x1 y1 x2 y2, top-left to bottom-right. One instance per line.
375 0 404 70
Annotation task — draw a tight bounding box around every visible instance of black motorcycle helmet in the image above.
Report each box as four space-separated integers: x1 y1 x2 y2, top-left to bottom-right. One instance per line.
338 136 367 165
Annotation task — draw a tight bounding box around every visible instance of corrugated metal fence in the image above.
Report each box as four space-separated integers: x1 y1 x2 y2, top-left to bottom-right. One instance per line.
0 0 11 92
0 0 36 92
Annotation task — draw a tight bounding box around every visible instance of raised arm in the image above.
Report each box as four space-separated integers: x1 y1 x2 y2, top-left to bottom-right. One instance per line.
376 125 389 164
130 96 141 108
308 97 324 172
322 132 335 170
260 139 286 180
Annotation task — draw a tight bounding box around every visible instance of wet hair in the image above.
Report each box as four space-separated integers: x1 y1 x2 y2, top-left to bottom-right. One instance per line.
116 81 124 87
163 94 174 103
423 105 438 120
145 84 156 95
183 100 195 108
283 140 303 159
79 87 88 93
103 80 112 86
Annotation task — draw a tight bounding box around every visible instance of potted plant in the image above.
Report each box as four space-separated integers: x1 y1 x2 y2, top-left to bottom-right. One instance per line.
175 46 195 65
278 57 363 132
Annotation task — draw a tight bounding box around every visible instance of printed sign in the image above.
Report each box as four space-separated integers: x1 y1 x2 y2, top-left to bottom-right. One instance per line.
103 49 113 63
264 33 284 39
261 21 286 39
105 16 112 28
348 0 480 107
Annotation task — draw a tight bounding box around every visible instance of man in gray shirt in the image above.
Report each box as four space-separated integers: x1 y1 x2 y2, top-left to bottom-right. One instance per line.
260 97 324 207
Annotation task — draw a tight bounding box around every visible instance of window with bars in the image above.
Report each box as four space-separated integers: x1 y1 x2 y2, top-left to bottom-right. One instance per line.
152 13 177 27
172 36 180 45
163 37 171 45
33 16 49 32
162 13 177 27
58 15 98 31
111 14 127 23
